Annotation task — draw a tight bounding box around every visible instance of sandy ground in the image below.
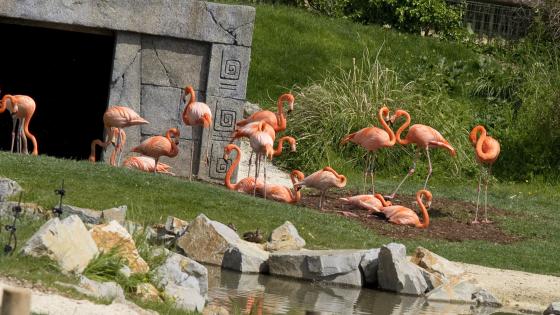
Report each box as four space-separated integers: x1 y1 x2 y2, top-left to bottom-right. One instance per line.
237 139 293 187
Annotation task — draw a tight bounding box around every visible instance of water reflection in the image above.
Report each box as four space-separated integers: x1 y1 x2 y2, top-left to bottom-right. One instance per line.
206 265 516 315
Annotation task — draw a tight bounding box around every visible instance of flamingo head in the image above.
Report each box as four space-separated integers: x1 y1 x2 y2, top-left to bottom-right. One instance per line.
286 93 295 113
418 189 433 208
167 128 180 145
223 143 237 159
183 86 195 103
291 170 305 182
265 144 274 160
0 95 16 114
286 137 297 152
380 106 392 125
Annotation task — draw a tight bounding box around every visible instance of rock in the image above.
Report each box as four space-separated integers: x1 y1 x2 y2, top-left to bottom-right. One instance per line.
90 220 149 274
164 284 206 312
0 201 44 218
78 276 126 302
265 221 305 252
243 101 261 118
472 288 502 307
61 204 127 225
119 265 132 278
544 302 560 315
410 246 464 286
165 216 189 236
101 205 127 225
22 215 98 274
177 214 269 273
426 277 479 304
0 177 22 201
377 243 428 295
268 249 365 287
359 248 380 287
155 252 208 297
203 304 230 315
136 283 161 302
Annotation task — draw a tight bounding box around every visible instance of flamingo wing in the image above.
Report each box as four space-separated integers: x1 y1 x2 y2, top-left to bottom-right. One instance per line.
351 127 391 151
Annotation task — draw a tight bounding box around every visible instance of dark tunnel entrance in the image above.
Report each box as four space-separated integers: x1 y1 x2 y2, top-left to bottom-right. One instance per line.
0 22 114 160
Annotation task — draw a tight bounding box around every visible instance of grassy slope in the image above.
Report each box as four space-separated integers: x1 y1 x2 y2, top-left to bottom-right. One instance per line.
1 152 559 277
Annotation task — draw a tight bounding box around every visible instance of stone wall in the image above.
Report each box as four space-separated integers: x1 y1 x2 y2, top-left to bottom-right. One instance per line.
0 0 255 180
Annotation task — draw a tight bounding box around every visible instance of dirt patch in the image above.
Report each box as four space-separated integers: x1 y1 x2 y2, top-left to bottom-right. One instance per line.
297 189 521 244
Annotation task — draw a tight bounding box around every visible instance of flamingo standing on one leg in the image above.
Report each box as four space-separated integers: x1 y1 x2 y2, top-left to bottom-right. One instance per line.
249 122 275 199
181 86 212 181
469 125 500 224
341 106 396 194
132 128 180 173
339 194 392 213
386 109 456 200
89 106 149 165
223 144 260 194
236 93 294 132
122 156 175 175
381 189 432 228
294 166 347 210
256 170 305 204
0 93 38 155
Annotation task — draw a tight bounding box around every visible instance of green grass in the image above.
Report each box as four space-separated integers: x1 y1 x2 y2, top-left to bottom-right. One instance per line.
1 152 559 278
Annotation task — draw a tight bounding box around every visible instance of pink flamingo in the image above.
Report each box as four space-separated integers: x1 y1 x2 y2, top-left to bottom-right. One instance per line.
236 93 294 132
294 166 347 210
230 121 277 177
339 194 392 213
182 86 212 180
109 128 127 166
470 125 500 224
0 93 38 155
272 136 297 157
381 189 432 228
386 109 456 199
223 144 260 194
249 122 275 199
132 128 180 173
341 106 396 194
122 156 175 175
256 170 305 204
89 106 149 165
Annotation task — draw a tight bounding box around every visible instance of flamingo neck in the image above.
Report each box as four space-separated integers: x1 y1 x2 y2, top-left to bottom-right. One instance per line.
374 193 391 207
275 95 292 131
181 87 196 123
224 147 240 190
475 128 496 161
0 95 14 114
378 107 396 145
415 191 430 228
395 110 411 145
166 130 179 157
290 171 304 202
273 136 295 157
470 125 486 146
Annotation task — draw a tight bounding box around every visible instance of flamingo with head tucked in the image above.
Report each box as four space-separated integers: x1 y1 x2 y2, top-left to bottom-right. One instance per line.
341 106 395 194
249 122 275 199
122 156 175 175
236 93 294 132
0 93 38 155
469 125 500 224
132 128 180 173
256 170 305 204
339 194 392 213
230 121 277 177
294 166 347 210
223 144 260 194
182 86 213 180
386 109 456 200
381 189 432 228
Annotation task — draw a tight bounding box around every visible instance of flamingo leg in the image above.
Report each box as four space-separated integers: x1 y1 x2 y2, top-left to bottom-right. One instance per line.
20 118 28 155
483 165 493 223
253 154 260 197
17 119 23 154
263 157 267 200
190 132 195 181
10 117 17 153
423 147 433 189
369 152 377 195
153 157 159 174
116 128 123 167
247 150 253 178
472 164 483 224
387 149 419 199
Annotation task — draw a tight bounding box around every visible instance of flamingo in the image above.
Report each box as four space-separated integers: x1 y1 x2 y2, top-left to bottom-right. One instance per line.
249 122 275 199
236 93 294 132
230 121 276 177
469 125 500 224
272 136 297 157
181 86 212 181
381 189 432 228
122 156 175 175
89 106 149 166
256 170 305 204
386 109 456 200
223 143 260 194
109 128 126 166
339 194 392 213
341 106 396 194
0 93 38 155
294 166 347 210
132 128 180 173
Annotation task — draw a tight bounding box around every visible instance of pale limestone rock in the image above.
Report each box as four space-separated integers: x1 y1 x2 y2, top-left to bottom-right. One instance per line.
265 221 305 252
165 216 189 236
155 252 208 297
411 246 465 287
136 283 161 302
377 243 428 295
544 302 560 315
0 177 22 201
426 277 479 304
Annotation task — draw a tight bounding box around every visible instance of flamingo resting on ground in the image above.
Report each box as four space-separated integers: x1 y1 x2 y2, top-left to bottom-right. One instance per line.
339 194 392 213
381 189 432 228
0 93 38 155
469 125 500 224
236 93 294 132
249 122 275 199
386 109 456 200
294 166 347 210
182 86 212 180
132 128 180 173
341 106 396 194
122 156 175 175
223 144 260 194
256 170 305 204
89 106 149 166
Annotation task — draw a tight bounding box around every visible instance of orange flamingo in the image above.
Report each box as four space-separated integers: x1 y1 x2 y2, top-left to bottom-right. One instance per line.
236 93 295 132
339 194 392 213
223 143 261 194
89 106 148 165
386 109 456 199
0 93 38 155
273 136 297 157
122 156 174 175
341 106 396 194
249 122 275 199
256 170 305 204
181 86 212 180
381 189 432 228
132 128 180 173
469 125 500 224
294 166 347 210
109 128 127 166
230 121 277 177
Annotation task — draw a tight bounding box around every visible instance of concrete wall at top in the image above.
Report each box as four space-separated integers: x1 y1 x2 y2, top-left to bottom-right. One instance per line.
0 0 255 181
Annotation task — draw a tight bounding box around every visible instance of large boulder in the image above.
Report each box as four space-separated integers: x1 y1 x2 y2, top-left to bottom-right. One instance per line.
61 204 127 225
426 277 479 304
22 215 98 273
55 276 125 302
377 243 428 295
265 221 306 252
90 220 149 273
410 246 465 288
359 248 381 287
0 177 22 201
0 201 44 218
177 214 269 273
544 302 560 315
268 249 365 287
